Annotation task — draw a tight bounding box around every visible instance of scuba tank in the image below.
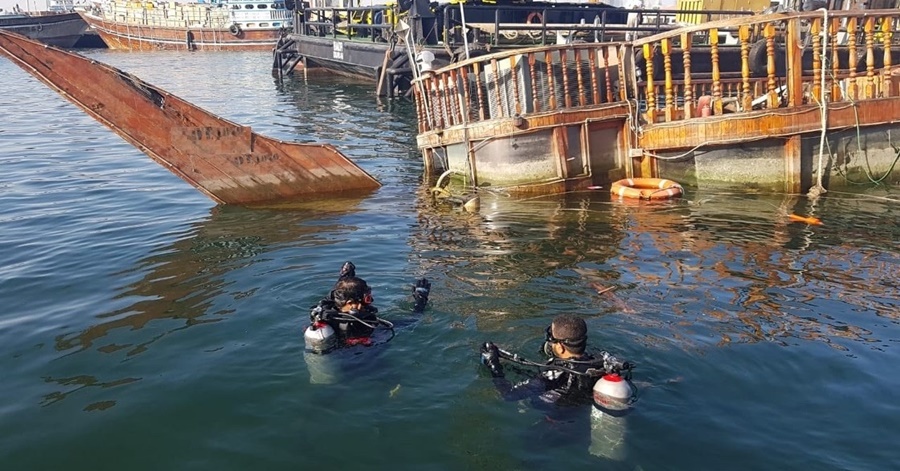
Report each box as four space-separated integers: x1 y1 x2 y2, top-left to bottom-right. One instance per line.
304 321 336 354
592 372 635 414
589 353 635 461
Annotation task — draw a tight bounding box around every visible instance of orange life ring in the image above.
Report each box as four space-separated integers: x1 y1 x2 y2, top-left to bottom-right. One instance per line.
526 11 543 24
610 178 683 200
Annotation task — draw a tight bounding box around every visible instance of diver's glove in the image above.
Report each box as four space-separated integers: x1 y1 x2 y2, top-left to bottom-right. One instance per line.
412 278 431 312
338 261 356 280
480 342 504 378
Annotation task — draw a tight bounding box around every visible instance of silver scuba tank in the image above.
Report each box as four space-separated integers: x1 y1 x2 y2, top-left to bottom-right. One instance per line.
304 321 337 354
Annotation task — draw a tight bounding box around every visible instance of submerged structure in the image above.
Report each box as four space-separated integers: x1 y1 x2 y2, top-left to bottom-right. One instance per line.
412 3 900 196
0 30 380 205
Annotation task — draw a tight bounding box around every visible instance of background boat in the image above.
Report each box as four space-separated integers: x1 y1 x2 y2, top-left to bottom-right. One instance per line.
0 0 88 48
78 0 293 51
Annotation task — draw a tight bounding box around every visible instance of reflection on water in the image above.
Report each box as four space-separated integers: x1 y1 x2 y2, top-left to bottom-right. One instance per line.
53 199 370 358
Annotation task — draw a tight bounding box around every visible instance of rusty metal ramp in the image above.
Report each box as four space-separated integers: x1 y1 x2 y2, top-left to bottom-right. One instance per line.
0 30 381 205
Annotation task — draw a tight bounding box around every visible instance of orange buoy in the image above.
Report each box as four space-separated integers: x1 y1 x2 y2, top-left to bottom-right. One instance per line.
610 178 683 200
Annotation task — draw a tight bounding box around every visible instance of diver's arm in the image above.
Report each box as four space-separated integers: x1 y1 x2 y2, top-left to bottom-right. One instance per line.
412 278 430 313
480 342 549 402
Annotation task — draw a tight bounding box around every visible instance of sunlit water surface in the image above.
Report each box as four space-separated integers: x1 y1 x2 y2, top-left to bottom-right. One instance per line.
1 51 898 470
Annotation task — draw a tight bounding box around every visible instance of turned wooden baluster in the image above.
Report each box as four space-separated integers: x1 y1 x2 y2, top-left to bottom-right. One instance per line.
812 18 822 102
882 17 893 97
446 72 459 126
473 62 486 120
413 86 425 132
589 47 600 105
491 59 504 117
529 52 540 112
644 43 656 122
662 38 674 122
561 49 572 108
603 46 614 103
710 28 722 115
848 17 859 101
575 48 585 107
430 75 443 130
865 17 875 99
510 55 521 116
739 24 752 111
460 67 473 122
683 32 694 118
765 23 777 108
831 18 840 101
546 50 558 110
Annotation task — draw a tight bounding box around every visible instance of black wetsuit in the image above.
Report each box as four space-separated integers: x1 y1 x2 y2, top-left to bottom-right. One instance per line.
491 353 599 407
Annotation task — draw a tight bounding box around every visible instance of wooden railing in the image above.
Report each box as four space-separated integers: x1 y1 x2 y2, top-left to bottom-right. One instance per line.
632 9 900 123
413 43 627 133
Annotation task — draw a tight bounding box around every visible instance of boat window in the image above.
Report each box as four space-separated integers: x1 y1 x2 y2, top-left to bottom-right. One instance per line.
273 22 281 27
258 4 268 8
260 22 270 27
245 4 254 8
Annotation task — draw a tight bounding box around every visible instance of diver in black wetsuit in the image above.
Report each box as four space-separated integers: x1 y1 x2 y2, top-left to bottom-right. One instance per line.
479 314 634 407
305 261 430 353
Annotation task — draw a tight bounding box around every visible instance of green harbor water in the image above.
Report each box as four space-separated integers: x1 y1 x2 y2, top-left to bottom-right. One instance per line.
1 50 899 470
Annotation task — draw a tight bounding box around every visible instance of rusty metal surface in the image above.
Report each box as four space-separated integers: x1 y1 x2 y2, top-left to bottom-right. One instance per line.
0 30 380 205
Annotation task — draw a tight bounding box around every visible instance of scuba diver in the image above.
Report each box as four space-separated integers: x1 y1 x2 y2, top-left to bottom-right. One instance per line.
480 314 634 405
304 261 431 354
480 314 636 461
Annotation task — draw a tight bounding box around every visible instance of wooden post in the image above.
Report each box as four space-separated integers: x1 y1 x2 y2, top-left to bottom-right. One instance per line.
882 18 893 97
683 32 694 118
710 28 722 115
575 48 586 107
865 17 875 99
785 17 803 108
765 23 777 108
561 49 572 108
510 55 521 115
848 17 858 101
740 24 752 111
812 18 822 102
546 50 558 110
529 53 540 112
784 135 803 193
589 47 600 105
662 38 674 122
644 43 656 122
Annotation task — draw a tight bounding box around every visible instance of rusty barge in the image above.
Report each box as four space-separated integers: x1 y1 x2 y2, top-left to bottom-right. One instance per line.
0 30 380 205
413 4 900 197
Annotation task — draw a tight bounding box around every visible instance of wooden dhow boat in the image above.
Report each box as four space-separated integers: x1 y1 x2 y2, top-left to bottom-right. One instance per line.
412 2 900 197
78 0 293 51
0 30 380 204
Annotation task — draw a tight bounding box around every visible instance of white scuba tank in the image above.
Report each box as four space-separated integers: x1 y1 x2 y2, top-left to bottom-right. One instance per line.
304 321 337 354
592 373 634 413
590 373 635 461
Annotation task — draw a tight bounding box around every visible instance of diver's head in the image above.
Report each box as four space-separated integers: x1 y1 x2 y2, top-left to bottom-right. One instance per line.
332 276 373 312
544 314 588 358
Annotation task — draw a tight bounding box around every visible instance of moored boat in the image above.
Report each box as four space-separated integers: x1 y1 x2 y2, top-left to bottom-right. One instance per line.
78 0 293 51
412 2 900 197
0 1 88 48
